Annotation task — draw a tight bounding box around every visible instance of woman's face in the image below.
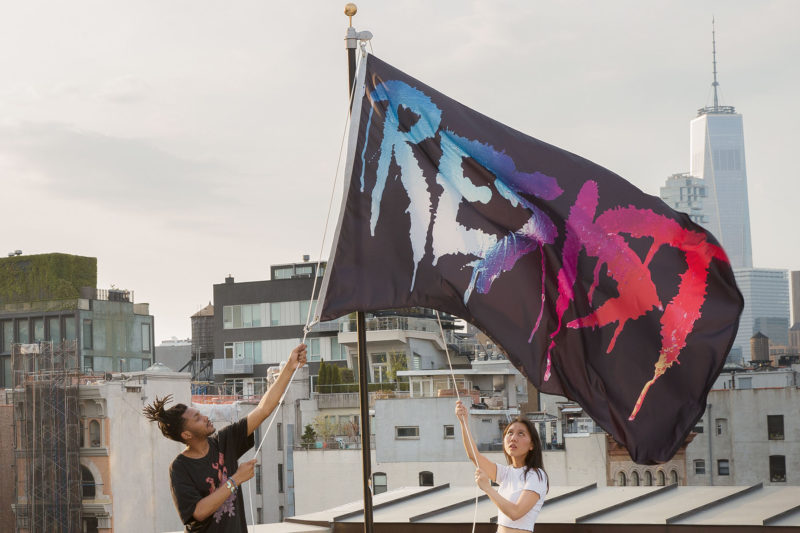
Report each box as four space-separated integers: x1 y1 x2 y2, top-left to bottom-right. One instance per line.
503 422 533 460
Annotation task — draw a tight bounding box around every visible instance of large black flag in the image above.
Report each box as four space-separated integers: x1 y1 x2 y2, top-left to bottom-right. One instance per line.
318 54 743 464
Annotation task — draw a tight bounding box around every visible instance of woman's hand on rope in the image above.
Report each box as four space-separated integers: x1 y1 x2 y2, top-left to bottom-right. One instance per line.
288 344 308 371
455 400 469 424
474 467 491 492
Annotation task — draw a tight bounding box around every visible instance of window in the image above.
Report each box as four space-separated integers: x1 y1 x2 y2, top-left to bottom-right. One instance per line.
657 470 665 486
617 472 626 486
443 425 455 439
273 267 293 279
277 423 283 451
395 426 420 439
278 463 284 493
631 471 640 486
718 459 730 476
419 471 434 486
770 455 786 483
278 505 285 522
255 465 262 495
644 471 653 486
692 417 704 433
373 472 387 495
768 415 784 440
309 338 321 362
83 320 93 349
257 507 263 524
65 319 76 341
270 303 281 326
81 465 96 498
223 306 233 329
80 420 85 447
670 470 678 485
48 317 60 343
2 357 10 389
738 377 752 389
89 420 101 447
141 323 151 352
715 418 727 436
33 319 44 342
2 321 12 352
694 460 706 475
330 337 345 361
18 320 29 344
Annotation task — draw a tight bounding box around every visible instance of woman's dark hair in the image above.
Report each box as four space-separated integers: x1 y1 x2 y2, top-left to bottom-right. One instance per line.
142 394 188 443
503 417 549 493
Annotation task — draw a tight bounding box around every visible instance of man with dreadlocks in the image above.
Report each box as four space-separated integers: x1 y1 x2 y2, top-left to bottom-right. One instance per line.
144 344 306 532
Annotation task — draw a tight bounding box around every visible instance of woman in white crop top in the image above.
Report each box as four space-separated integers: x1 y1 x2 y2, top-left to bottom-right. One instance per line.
456 400 549 532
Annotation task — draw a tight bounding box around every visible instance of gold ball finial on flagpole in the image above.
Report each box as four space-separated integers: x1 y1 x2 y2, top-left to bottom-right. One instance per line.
345 3 357 26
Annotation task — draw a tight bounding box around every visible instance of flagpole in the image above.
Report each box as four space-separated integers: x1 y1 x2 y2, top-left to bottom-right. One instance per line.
344 5 374 533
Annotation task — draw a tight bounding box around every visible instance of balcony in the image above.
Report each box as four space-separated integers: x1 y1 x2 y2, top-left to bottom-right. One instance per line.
212 358 253 375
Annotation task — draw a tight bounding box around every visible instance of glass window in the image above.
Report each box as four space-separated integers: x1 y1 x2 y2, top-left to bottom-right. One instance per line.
419 471 434 486
694 460 706 475
89 420 101 447
224 343 234 358
644 471 653 486
670 470 678 485
65 319 76 341
223 306 233 329
715 418 727 436
2 321 12 353
84 356 94 373
631 471 640 486
330 337 344 361
395 426 419 439
18 320 29 344
33 319 44 342
277 463 284 493
2 357 11 388
443 425 455 439
243 305 253 328
93 357 112 373
251 304 261 327
309 338 321 362
253 342 262 364
81 466 96 498
373 472 387 495
277 423 283 451
768 415 784 440
295 265 313 277
617 472 626 486
141 323 151 352
718 460 730 476
48 317 61 343
270 303 281 326
299 300 310 325
257 507 263 524
232 306 242 329
82 320 92 349
255 464 262 495
657 470 665 486
770 455 786 483
273 267 293 280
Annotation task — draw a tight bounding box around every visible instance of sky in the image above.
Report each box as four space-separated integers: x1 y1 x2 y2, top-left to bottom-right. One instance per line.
2 1 798 341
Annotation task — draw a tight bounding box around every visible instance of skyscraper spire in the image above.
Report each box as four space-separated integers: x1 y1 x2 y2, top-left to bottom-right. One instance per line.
712 17 720 111
698 17 734 116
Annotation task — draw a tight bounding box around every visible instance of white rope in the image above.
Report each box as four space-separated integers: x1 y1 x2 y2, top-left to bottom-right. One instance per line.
245 44 365 533
434 311 481 533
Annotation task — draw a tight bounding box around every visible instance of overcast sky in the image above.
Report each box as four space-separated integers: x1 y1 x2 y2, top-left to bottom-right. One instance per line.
2 1 798 340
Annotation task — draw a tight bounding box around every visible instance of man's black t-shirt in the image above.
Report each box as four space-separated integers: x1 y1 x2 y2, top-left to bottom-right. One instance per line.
169 417 255 532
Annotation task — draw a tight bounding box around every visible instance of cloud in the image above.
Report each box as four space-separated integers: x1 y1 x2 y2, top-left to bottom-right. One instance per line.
98 75 149 103
0 121 246 214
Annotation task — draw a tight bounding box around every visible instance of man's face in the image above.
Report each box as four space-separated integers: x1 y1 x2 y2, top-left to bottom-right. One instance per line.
181 407 215 442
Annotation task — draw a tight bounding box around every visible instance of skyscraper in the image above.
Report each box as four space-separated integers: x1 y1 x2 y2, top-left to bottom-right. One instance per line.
732 268 790 362
659 172 708 226
688 21 753 269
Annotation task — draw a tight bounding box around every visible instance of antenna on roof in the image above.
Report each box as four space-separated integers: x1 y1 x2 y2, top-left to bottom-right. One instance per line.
711 17 720 112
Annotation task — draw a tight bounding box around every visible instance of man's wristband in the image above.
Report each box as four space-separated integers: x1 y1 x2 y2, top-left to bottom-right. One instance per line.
225 478 238 494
